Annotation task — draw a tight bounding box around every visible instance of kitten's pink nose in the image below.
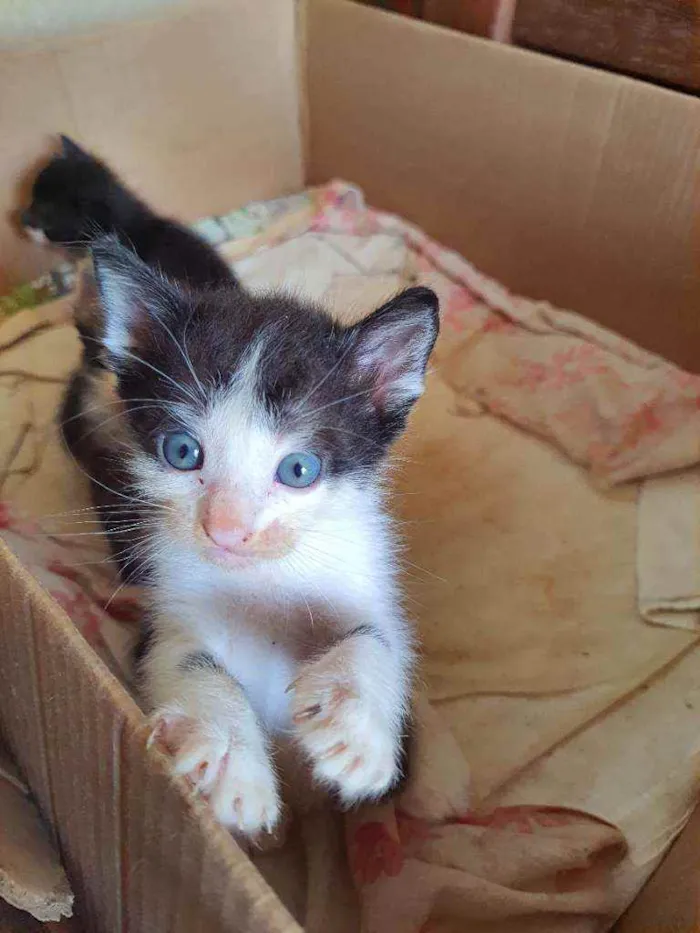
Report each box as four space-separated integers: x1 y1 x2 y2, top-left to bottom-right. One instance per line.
202 495 253 552
204 523 252 551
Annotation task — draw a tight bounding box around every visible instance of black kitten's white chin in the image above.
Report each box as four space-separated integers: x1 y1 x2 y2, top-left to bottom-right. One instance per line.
24 226 49 246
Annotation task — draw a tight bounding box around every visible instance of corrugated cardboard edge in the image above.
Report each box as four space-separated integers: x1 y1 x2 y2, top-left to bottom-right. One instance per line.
306 0 700 371
0 740 74 921
0 867 73 924
0 540 299 933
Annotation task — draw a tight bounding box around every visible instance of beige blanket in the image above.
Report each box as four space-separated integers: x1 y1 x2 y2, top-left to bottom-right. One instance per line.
2 182 700 932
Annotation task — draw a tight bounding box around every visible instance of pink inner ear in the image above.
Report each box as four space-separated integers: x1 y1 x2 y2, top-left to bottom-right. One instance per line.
358 322 428 410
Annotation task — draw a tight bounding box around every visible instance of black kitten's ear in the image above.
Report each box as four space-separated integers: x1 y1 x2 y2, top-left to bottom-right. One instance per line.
59 134 89 160
91 235 180 367
349 286 439 416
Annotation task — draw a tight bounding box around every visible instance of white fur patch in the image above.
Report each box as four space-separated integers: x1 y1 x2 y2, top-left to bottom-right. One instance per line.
25 227 48 246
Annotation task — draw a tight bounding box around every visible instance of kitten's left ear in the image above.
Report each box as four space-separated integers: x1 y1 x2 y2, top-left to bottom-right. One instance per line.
59 134 90 160
349 286 439 416
91 235 181 367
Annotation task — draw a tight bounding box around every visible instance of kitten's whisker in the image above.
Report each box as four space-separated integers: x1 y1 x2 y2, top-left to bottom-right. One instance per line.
34 504 136 520
301 533 440 586
43 522 150 537
280 556 316 629
43 517 151 529
293 540 377 584
59 396 163 429
285 554 341 620
154 311 207 405
293 336 356 410
60 429 178 515
118 347 201 407
303 388 374 419
108 534 170 597
61 437 166 511
74 404 166 445
181 310 209 403
315 423 415 464
37 504 166 526
400 559 448 584
79 334 201 408
45 540 150 570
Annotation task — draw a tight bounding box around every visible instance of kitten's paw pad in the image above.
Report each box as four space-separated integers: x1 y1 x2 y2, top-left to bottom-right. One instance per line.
209 748 281 838
289 659 399 804
147 712 225 794
147 711 281 836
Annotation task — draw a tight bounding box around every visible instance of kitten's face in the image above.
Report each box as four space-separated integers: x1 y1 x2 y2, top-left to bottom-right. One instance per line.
130 366 335 567
91 238 439 571
21 136 118 249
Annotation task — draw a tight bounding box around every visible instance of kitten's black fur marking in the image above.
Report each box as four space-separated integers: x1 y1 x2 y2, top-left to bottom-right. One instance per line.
179 652 230 677
59 367 151 583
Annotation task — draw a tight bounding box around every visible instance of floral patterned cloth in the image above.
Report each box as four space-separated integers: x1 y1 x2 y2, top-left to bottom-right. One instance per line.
2 181 700 933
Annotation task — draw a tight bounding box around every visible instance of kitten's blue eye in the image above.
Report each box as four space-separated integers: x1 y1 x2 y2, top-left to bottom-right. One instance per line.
161 432 203 471
276 452 322 488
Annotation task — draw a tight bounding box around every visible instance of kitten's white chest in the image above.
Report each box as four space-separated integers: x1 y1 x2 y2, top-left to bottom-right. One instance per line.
173 579 318 730
221 628 297 729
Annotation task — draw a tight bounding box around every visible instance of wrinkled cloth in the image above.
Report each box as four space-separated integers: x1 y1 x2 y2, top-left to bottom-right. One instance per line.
2 182 700 933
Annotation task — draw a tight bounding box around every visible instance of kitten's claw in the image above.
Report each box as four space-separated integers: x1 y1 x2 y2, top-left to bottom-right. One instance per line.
289 646 400 804
147 711 281 837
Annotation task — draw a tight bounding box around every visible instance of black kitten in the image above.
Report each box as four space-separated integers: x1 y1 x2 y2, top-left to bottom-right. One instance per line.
22 135 234 290
23 135 237 369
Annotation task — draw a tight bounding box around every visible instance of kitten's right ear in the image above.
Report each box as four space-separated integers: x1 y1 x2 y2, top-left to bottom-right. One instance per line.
91 235 180 367
59 134 89 160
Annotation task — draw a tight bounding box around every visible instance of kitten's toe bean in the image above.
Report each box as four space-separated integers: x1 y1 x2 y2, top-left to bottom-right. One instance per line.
208 746 281 837
290 664 399 804
147 710 280 835
148 711 230 795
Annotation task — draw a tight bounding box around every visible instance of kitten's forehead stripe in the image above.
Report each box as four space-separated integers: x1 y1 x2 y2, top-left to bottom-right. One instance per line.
119 286 408 478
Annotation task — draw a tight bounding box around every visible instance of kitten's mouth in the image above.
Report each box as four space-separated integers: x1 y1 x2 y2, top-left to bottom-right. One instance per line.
201 520 296 566
208 544 255 565
205 542 281 567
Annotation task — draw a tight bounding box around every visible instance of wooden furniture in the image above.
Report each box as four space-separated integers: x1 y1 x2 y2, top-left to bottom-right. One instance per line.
514 0 700 93
356 0 700 92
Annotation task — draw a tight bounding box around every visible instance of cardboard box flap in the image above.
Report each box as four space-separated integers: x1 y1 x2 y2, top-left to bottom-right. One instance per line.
0 0 304 291
0 540 299 932
306 0 700 371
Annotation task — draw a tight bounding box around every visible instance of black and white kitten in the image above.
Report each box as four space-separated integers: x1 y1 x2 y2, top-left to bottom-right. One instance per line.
22 135 233 289
62 234 439 837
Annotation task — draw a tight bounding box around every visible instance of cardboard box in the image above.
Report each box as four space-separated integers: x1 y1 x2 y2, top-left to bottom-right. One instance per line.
0 1 698 930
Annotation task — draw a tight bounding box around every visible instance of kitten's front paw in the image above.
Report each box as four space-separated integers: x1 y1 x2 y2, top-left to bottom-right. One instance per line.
148 711 281 837
289 646 400 805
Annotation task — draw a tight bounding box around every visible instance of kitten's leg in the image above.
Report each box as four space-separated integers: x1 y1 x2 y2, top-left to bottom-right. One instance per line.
140 633 281 836
288 626 411 805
